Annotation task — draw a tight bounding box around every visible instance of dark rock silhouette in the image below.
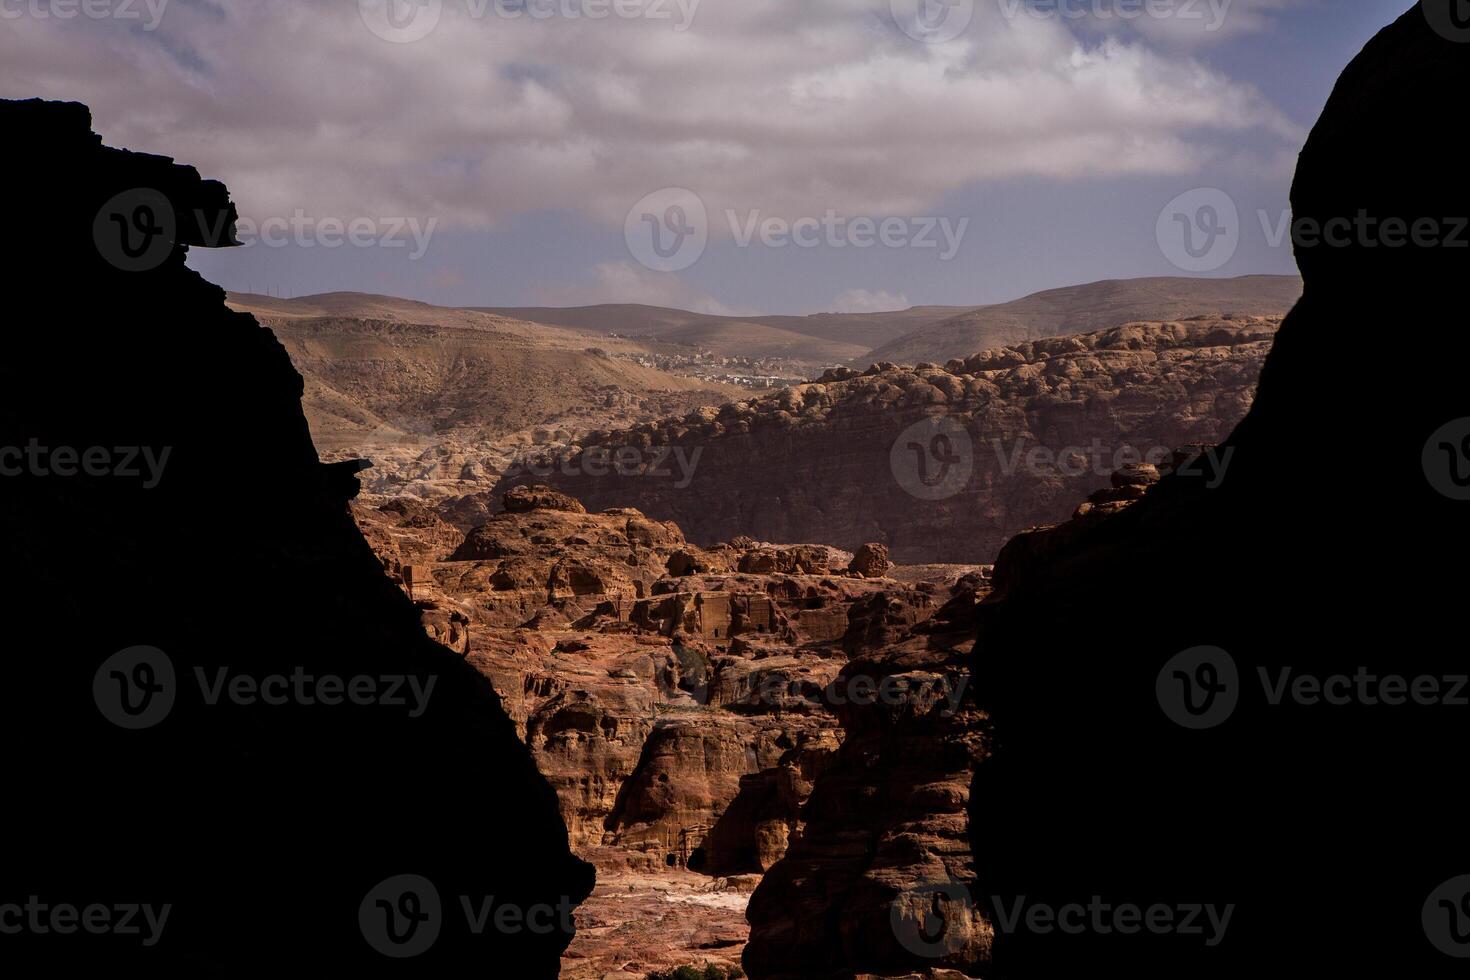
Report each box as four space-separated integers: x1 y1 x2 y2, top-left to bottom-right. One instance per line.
964 6 1470 977
0 99 591 974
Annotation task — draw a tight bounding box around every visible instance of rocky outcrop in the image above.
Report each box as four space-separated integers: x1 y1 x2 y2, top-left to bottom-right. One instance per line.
850 542 893 579
501 316 1280 563
0 99 590 974
744 581 990 979
504 483 588 514
362 490 968 875
356 488 987 974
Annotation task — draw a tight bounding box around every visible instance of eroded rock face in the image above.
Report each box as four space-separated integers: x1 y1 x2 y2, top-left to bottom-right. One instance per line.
355 487 985 973
360 489 971 883
504 483 588 514
0 99 590 975
500 316 1280 562
744 583 990 980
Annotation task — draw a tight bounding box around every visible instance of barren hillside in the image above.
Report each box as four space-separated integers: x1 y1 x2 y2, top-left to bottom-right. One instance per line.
501 315 1280 563
863 275 1301 365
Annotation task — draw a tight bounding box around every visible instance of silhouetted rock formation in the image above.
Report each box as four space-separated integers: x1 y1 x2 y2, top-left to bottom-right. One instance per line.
963 8 1470 979
502 316 1279 563
741 8 1470 979
0 99 591 974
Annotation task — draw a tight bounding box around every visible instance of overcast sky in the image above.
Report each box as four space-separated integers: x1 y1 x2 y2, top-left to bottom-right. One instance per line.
1 0 1412 313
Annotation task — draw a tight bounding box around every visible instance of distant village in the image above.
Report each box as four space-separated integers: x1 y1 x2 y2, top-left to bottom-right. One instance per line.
605 339 816 389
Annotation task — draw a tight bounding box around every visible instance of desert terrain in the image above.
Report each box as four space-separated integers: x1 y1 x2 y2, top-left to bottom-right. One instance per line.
299 283 1299 976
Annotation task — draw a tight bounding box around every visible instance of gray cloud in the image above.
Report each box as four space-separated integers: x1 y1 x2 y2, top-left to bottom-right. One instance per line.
1 0 1304 238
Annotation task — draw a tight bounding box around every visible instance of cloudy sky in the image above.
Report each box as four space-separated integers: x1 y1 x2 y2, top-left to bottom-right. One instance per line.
1 0 1412 312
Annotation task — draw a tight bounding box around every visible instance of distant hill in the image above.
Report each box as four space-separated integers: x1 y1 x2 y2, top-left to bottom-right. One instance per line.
227 293 739 452
231 292 660 353
860 275 1303 366
477 304 968 363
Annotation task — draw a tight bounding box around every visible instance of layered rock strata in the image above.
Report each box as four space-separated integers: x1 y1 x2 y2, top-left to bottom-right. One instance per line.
501 317 1280 563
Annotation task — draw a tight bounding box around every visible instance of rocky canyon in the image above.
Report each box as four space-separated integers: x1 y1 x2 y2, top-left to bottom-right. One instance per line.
354 483 988 977
4 7 1455 977
499 316 1281 563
